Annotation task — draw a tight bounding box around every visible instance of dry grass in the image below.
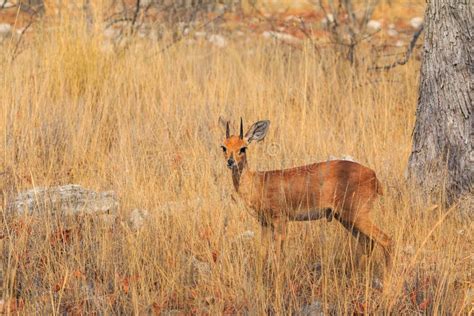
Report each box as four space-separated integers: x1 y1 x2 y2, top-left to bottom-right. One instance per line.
0 12 472 315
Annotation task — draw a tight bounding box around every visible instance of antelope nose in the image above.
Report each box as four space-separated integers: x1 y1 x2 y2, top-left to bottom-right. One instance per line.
227 158 235 168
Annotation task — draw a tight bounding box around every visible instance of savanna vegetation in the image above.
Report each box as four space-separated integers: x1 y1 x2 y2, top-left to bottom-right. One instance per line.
0 1 472 314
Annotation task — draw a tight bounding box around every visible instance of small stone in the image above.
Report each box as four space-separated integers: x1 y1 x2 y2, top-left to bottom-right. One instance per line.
395 40 405 47
300 300 324 316
208 34 227 48
0 23 12 38
262 31 299 44
410 17 423 29
325 14 335 23
128 209 150 231
367 20 382 31
0 1 15 8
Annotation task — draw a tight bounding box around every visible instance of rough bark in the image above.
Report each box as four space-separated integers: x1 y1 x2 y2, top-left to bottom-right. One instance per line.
408 0 473 206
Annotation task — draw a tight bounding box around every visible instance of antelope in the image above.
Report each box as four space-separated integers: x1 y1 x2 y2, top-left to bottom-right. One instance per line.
221 118 393 269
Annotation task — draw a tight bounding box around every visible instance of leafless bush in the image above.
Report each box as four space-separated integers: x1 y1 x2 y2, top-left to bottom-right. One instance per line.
313 0 380 65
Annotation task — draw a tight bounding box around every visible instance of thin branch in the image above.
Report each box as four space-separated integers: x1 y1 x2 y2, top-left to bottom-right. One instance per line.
1 0 14 9
156 10 226 55
371 24 424 71
298 18 321 57
105 17 134 29
10 11 37 63
130 0 141 32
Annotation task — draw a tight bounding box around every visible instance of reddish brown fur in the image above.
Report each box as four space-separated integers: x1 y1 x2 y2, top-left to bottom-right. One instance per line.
222 130 393 269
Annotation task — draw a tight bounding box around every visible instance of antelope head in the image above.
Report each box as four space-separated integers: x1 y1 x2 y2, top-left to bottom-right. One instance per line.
220 118 270 172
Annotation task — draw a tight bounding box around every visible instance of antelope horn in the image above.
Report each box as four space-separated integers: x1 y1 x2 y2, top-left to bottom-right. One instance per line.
240 117 243 139
226 121 230 138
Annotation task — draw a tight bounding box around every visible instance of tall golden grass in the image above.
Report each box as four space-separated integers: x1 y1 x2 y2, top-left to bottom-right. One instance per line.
0 13 472 315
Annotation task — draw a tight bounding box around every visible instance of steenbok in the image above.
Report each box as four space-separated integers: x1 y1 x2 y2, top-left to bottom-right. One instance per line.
221 118 393 269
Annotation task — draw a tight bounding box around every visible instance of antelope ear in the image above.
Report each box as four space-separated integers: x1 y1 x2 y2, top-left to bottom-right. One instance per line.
245 120 270 143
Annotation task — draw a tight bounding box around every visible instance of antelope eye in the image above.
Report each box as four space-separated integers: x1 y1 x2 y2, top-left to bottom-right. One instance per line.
221 146 227 152
240 147 247 154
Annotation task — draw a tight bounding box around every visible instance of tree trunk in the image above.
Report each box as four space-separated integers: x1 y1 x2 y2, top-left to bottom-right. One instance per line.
407 0 473 206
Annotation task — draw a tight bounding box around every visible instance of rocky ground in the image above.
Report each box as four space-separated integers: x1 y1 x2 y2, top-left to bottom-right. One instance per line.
1 0 425 63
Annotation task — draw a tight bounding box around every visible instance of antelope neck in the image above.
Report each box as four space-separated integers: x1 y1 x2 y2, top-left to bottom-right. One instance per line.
231 161 249 192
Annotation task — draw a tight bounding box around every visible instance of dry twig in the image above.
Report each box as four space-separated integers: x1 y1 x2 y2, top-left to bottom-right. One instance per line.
371 25 424 71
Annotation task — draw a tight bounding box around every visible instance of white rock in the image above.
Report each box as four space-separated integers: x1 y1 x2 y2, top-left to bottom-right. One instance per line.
0 23 12 38
410 17 423 29
9 184 119 216
262 31 300 44
367 20 382 31
321 14 335 27
395 40 405 47
128 209 150 231
208 34 227 48
0 1 14 8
